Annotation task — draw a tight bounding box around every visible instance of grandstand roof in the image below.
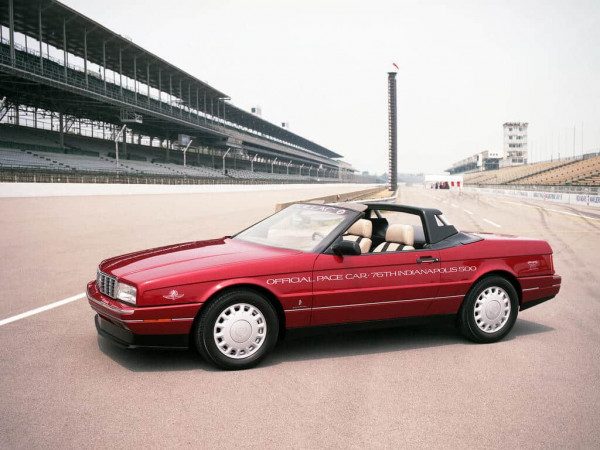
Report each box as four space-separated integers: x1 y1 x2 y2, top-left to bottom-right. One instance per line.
2 0 227 100
0 0 342 159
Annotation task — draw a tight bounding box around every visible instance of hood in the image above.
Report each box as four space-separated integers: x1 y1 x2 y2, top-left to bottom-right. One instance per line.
100 238 300 283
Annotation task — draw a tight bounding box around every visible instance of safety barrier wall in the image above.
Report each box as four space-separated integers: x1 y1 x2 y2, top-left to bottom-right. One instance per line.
464 186 600 208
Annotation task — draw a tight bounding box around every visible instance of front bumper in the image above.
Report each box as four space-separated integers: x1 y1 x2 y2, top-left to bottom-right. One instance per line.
87 281 202 347
95 315 189 349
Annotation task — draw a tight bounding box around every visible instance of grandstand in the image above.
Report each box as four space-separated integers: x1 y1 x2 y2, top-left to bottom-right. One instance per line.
0 0 358 184
462 153 600 187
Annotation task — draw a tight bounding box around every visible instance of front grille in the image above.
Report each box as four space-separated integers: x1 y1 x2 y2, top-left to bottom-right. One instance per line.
97 271 117 298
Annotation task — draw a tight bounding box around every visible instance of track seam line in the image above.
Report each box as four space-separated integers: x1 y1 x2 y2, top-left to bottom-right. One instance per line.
482 218 502 228
0 293 86 327
500 200 600 221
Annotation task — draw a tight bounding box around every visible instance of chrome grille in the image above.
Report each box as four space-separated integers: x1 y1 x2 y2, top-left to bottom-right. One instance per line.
97 271 117 298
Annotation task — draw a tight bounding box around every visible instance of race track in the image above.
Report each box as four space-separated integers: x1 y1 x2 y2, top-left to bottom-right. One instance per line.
1 185 599 448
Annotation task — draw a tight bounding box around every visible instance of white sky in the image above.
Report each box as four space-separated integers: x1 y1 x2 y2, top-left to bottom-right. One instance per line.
63 0 600 174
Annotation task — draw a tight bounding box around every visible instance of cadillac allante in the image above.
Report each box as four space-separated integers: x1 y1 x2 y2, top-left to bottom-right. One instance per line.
88 202 561 370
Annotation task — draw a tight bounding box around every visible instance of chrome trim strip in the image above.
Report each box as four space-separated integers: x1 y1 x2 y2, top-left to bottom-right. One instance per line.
522 287 540 292
122 317 194 324
88 295 135 315
284 294 464 312
551 284 561 287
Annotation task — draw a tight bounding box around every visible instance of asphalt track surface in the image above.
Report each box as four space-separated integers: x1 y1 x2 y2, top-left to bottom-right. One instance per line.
1 185 599 448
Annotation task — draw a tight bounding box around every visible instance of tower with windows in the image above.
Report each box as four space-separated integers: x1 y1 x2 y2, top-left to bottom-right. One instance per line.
502 122 528 166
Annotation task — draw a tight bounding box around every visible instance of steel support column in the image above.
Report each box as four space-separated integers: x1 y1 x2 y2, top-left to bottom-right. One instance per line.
8 0 15 65
133 55 137 102
102 41 107 93
195 88 199 124
169 75 173 113
146 61 150 105
59 112 64 150
188 83 191 120
158 69 162 108
118 47 123 96
203 91 207 124
83 29 88 87
62 18 67 81
179 79 182 117
38 5 43 72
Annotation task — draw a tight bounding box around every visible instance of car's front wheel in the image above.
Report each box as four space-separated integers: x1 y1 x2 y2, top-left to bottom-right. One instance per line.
459 276 519 343
194 289 279 370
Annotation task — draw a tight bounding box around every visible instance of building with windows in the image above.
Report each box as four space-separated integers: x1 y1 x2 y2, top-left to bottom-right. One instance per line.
502 122 528 166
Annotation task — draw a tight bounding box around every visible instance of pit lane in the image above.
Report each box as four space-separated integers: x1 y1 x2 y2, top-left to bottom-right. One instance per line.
1 185 599 448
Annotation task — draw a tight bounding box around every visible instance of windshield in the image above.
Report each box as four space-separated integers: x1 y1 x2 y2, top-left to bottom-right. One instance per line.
234 204 354 251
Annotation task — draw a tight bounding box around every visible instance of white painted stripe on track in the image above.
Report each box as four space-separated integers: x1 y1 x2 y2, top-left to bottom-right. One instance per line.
451 203 459 207
463 209 474 215
0 293 86 327
483 218 502 228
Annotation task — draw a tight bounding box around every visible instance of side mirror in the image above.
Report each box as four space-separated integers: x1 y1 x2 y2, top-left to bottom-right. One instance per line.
332 240 361 256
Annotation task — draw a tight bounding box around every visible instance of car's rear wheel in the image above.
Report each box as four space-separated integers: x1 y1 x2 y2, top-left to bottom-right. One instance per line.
459 276 519 343
194 289 279 370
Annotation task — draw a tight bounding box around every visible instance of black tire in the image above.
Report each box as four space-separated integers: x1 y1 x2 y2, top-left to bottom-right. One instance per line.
194 289 279 370
459 276 519 343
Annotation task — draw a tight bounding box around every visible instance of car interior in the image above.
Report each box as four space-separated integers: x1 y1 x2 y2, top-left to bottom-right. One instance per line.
341 208 428 254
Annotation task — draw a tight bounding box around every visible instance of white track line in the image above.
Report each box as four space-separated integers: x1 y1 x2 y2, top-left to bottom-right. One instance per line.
463 209 474 215
451 203 459 208
0 293 86 327
483 218 502 228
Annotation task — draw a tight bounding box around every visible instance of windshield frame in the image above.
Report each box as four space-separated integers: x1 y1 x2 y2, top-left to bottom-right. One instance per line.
232 203 362 253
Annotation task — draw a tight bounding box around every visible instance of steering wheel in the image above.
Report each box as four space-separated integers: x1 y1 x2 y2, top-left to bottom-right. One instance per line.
312 231 325 241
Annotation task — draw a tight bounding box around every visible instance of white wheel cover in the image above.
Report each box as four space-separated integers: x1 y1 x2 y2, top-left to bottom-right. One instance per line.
213 303 267 359
473 286 511 333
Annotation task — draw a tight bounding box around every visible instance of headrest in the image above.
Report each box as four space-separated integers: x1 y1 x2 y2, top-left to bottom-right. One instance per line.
346 219 372 238
385 224 415 246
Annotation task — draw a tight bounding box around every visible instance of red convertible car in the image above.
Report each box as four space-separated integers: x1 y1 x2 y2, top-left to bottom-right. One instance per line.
88 202 561 370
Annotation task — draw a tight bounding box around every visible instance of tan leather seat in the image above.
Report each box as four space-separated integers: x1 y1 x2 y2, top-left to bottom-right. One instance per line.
343 219 372 254
372 224 415 252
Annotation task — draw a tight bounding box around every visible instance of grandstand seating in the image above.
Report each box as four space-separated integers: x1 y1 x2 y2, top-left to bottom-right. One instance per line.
463 159 576 185
515 155 600 186
463 155 600 187
0 135 339 182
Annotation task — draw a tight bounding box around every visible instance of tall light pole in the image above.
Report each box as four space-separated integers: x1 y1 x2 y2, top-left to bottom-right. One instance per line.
222 147 231 174
182 139 193 167
271 157 278 173
114 124 126 166
251 153 258 172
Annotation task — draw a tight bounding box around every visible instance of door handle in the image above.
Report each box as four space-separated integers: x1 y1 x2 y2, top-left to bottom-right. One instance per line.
417 256 439 264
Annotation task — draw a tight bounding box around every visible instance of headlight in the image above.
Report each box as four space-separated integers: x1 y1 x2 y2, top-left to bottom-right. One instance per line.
116 282 137 305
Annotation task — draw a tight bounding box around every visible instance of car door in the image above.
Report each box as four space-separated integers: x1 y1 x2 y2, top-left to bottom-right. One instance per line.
311 250 441 326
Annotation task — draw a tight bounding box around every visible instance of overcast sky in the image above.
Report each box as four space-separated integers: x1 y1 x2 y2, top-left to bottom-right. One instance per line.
64 0 600 174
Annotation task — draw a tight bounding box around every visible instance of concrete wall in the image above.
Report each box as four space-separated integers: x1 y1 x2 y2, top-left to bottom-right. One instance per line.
0 182 379 198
